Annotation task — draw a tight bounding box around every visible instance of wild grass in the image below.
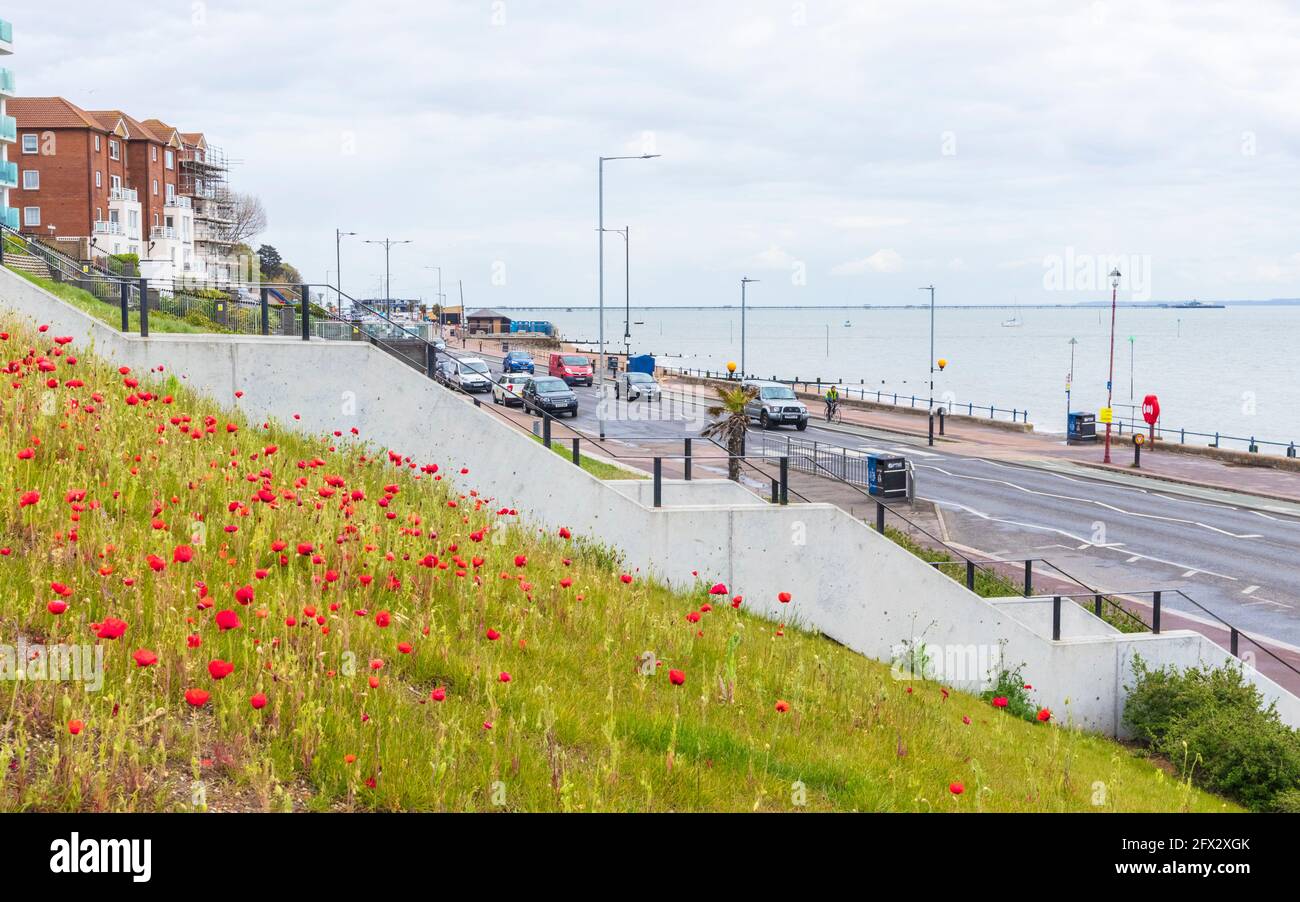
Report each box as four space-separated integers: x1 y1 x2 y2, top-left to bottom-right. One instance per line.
5 268 207 334
0 317 1234 812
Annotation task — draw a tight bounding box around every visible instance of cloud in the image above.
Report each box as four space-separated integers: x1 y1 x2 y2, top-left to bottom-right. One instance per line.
832 249 904 275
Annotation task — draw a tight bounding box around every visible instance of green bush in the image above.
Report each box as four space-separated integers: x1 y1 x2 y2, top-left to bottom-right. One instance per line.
1124 658 1300 811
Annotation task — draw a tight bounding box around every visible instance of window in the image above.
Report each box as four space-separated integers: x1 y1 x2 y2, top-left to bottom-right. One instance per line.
111 174 121 190
22 206 39 226
165 183 175 202
164 149 174 169
21 170 38 190
152 178 158 195
95 170 102 188
94 135 101 152
153 213 159 226
151 146 157 162
109 140 119 160
128 210 138 230
21 133 37 154
109 209 119 225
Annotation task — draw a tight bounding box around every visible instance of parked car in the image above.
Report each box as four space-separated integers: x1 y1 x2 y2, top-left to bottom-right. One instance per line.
548 353 594 386
434 358 458 388
523 376 579 418
502 350 535 374
433 339 447 352
454 357 493 393
743 380 808 430
492 372 533 406
615 371 660 401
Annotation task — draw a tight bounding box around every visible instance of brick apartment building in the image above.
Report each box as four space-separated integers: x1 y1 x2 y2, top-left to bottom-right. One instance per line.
0 19 16 231
6 94 238 282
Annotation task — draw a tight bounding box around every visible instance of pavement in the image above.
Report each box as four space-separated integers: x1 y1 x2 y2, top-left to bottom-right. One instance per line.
436 345 1300 685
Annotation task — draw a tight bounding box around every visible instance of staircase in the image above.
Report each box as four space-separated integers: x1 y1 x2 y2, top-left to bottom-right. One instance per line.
3 251 52 280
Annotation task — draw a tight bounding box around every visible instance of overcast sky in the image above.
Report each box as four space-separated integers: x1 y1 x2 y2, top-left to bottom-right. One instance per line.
11 1 1300 306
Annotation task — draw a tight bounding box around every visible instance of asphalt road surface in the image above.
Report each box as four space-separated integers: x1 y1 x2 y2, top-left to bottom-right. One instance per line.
450 346 1300 649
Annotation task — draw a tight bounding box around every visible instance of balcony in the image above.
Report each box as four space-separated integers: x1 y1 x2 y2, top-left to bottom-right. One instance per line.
0 68 13 95
109 186 139 203
164 195 191 209
0 115 14 143
151 226 178 240
3 207 17 231
0 20 12 51
0 159 15 188
93 220 124 236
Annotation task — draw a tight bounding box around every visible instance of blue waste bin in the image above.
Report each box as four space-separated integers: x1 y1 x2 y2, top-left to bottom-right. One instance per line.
1068 412 1097 443
867 453 908 498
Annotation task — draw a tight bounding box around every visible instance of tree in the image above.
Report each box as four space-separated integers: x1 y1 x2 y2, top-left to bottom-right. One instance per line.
226 192 268 245
701 385 757 482
257 244 282 280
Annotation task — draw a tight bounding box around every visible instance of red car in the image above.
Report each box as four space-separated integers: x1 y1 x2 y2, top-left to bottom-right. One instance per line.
549 353 594 386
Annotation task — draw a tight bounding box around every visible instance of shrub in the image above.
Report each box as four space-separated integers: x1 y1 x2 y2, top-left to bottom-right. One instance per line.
1124 657 1300 811
980 664 1040 724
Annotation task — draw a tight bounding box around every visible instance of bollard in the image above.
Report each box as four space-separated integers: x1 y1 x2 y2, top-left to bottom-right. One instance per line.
653 458 662 507
571 437 580 467
779 455 789 505
542 415 551 447
928 413 934 446
1230 627 1239 657
1249 437 1258 453
299 283 310 341
1133 438 1142 468
120 280 130 331
1094 594 1103 618
1023 560 1033 597
260 287 270 336
138 277 149 337
1052 596 1062 640
875 500 885 534
938 408 945 436
1152 591 1161 633
965 560 975 590
684 438 692 481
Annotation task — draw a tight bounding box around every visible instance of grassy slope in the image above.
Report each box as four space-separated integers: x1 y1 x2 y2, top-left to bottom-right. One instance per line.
0 318 1233 812
5 267 207 334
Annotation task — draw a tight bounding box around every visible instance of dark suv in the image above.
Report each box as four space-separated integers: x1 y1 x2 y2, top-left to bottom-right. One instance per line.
523 376 579 418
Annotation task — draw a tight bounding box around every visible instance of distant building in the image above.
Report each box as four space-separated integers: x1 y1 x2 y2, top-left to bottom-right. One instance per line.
466 307 512 334
0 19 15 231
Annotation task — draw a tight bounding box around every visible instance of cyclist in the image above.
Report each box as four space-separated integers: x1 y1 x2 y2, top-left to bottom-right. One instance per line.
824 385 840 422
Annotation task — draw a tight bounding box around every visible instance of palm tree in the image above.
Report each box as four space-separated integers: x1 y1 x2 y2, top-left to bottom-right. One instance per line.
702 385 756 481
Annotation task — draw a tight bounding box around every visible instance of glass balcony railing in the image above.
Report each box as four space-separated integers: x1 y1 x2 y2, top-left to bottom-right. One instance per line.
0 69 14 94
3 207 18 231
0 160 15 188
0 115 15 143
0 21 13 46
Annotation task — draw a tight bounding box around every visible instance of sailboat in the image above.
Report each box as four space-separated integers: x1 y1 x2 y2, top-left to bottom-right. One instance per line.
1001 299 1023 327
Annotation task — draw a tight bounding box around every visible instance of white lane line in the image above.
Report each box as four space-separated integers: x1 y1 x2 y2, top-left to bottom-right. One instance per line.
1242 585 1260 596
1126 555 1141 562
1182 569 1199 578
925 496 1239 581
961 459 1245 513
895 446 943 459
917 463 1264 539
1243 597 1294 610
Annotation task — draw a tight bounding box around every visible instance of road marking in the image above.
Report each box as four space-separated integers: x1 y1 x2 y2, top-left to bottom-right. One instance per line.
1126 555 1141 562
1242 585 1260 595
1182 569 1199 578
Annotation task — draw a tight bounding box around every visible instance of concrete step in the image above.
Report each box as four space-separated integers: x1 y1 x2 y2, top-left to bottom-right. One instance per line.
3 252 52 280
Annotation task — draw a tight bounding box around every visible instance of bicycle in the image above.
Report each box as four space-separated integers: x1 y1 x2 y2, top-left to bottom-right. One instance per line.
824 399 843 424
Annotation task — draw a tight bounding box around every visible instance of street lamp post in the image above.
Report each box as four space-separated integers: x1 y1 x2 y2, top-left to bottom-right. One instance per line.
1128 334 1135 401
364 238 412 317
1103 267 1122 464
740 277 759 378
599 227 632 359
335 229 356 311
425 265 443 336
598 153 659 439
919 285 936 446
1067 337 1078 436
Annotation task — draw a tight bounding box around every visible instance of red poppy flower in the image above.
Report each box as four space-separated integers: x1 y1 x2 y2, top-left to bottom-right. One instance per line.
558 527 571 539
68 719 85 735
1036 708 1052 722
949 782 964 795
775 700 790 713
778 592 792 603
96 617 128 640
709 583 727 595
486 628 501 641
731 595 743 608
207 659 234 680
47 600 68 615
184 688 210 707
172 544 194 563
669 669 685 686
374 610 391 628
215 609 241 631
514 554 527 568
250 693 267 710
992 696 1008 708
19 490 40 508
499 672 511 683
186 633 202 648
430 687 446 702
132 648 158 668
234 585 254 605
620 574 633 584
559 577 572 588
397 642 413 654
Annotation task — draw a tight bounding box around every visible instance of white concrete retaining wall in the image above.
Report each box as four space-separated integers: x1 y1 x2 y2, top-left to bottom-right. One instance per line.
4 266 1297 735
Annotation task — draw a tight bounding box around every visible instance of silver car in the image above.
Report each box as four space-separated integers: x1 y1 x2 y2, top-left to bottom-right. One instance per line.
454 357 492 393
616 371 660 401
743 380 808 430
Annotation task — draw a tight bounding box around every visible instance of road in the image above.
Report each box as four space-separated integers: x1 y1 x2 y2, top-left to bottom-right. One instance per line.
449 345 1300 650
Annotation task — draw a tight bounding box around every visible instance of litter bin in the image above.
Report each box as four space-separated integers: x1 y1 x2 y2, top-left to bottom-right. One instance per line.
867 453 908 499
1067 411 1097 443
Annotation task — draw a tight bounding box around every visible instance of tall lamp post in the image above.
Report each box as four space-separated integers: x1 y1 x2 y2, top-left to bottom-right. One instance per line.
919 284 936 446
364 238 412 317
740 277 759 378
1066 336 1078 436
425 265 443 335
598 153 659 439
335 228 356 310
599 227 632 359
1103 267 1121 463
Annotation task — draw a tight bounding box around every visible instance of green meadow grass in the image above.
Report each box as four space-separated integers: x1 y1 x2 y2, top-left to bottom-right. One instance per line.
0 317 1234 812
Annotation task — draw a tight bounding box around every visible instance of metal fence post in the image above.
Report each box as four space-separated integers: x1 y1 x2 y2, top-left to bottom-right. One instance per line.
965 560 975 590
542 415 551 448
1230 627 1239 657
875 501 885 533
571 437 580 467
260 286 270 336
770 478 778 503
1152 591 1161 633
684 437 692 481
1094 594 1103 618
120 280 130 331
1023 560 1032 597
1052 596 1062 640
779 455 789 505
299 283 310 341
425 342 436 378
653 457 662 507
137 277 149 337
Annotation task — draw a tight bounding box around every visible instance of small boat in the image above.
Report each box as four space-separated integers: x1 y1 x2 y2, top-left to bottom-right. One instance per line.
843 320 852 327
1001 316 1022 327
